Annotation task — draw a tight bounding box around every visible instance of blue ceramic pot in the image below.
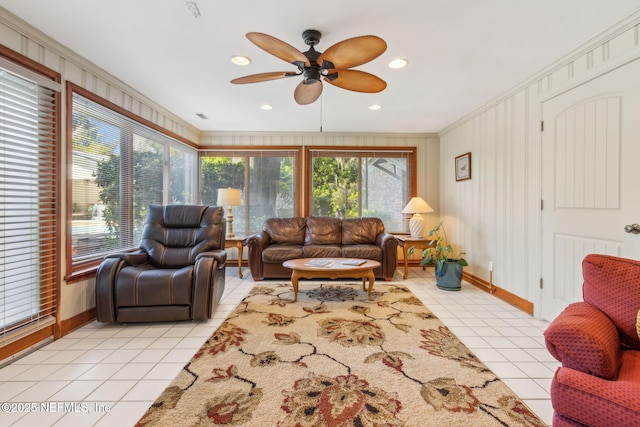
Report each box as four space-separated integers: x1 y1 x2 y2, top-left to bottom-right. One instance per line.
435 261 463 291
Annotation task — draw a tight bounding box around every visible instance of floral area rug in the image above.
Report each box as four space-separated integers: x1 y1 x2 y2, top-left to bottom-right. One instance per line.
136 281 546 426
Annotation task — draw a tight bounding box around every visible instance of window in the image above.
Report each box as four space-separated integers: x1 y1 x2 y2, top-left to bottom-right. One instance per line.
0 49 60 355
68 84 197 275
200 149 300 234
306 147 415 232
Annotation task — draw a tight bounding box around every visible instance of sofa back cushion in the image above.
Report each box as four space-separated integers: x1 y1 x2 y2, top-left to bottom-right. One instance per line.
263 217 306 245
342 217 384 245
582 254 640 350
305 217 342 245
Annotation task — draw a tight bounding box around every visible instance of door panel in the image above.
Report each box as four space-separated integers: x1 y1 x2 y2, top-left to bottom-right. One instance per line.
541 59 640 321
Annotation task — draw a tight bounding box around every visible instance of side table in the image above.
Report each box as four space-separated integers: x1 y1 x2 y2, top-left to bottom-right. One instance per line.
224 235 247 278
395 235 435 279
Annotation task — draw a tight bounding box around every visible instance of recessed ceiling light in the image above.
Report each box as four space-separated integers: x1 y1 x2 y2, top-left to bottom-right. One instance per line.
388 58 408 69
369 104 382 110
260 104 273 110
231 55 251 66
195 113 208 119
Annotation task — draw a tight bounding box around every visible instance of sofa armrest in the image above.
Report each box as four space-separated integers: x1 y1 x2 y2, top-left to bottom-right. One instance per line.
105 250 148 266
246 231 271 280
377 232 398 250
544 301 622 379
376 232 398 280
246 231 270 249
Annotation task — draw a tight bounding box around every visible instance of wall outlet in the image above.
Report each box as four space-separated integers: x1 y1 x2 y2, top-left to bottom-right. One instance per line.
488 261 494 272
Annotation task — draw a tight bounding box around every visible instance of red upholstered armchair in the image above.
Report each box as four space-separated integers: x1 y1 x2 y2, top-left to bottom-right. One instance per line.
544 254 640 427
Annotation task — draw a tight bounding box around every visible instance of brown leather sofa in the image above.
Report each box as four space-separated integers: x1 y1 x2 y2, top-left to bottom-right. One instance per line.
95 205 227 323
246 216 398 281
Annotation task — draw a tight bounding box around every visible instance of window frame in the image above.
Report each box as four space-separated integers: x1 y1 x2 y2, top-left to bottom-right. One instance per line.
199 146 302 234
65 83 199 281
0 45 61 359
304 146 417 232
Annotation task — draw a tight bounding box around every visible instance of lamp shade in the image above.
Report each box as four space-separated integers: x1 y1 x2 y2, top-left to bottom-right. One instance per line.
401 197 434 214
217 188 242 206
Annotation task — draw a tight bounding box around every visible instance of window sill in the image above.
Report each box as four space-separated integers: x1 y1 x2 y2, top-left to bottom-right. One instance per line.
65 265 99 283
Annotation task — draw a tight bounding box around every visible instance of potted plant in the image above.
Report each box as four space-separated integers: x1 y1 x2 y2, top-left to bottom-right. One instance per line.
408 221 468 290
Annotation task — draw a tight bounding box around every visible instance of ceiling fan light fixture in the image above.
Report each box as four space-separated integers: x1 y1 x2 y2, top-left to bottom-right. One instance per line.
231 30 387 105
231 55 251 66
303 68 321 84
388 58 408 69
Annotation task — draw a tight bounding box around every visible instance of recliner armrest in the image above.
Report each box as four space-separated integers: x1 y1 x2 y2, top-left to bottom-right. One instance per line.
544 301 622 380
105 250 148 266
196 249 227 268
95 257 125 322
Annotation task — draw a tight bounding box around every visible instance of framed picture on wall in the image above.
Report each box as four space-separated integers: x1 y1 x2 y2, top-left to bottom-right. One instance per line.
455 152 471 181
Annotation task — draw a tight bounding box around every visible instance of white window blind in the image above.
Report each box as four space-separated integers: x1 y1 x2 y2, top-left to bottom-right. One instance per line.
0 66 58 345
70 92 196 269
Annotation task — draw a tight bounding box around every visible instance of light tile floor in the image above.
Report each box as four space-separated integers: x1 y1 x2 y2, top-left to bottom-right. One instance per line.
0 267 557 426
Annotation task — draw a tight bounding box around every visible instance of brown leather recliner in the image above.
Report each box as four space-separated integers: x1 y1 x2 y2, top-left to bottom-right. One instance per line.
95 205 227 323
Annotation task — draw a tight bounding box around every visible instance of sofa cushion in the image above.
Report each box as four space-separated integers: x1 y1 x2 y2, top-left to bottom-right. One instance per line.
544 302 621 380
263 217 306 245
551 351 640 427
582 254 640 350
305 217 341 245
303 244 341 258
341 217 384 245
262 244 304 263
341 244 382 261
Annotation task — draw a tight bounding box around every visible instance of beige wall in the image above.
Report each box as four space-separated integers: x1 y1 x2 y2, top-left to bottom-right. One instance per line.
439 11 640 316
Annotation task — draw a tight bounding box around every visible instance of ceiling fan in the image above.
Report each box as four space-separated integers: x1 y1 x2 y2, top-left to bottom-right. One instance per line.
231 30 387 105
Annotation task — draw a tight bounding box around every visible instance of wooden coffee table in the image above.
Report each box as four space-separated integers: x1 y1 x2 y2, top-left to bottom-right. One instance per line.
282 258 381 302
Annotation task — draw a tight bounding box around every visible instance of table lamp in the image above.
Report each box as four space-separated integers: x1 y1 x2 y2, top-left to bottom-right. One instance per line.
217 188 242 237
401 197 434 238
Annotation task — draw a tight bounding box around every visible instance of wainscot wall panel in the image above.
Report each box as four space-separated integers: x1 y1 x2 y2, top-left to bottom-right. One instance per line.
439 10 640 317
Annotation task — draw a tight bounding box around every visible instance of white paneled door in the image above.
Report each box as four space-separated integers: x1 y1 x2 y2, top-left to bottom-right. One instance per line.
541 58 640 321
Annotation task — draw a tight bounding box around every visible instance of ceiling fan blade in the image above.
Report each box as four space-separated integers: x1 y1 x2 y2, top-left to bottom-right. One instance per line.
318 35 387 69
231 71 297 84
325 70 387 93
246 32 309 66
294 81 323 105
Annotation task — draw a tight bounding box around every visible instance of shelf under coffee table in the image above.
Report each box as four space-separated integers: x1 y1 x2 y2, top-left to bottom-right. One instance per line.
282 258 381 302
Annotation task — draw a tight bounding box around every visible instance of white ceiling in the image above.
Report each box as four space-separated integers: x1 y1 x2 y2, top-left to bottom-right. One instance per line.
2 0 640 133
